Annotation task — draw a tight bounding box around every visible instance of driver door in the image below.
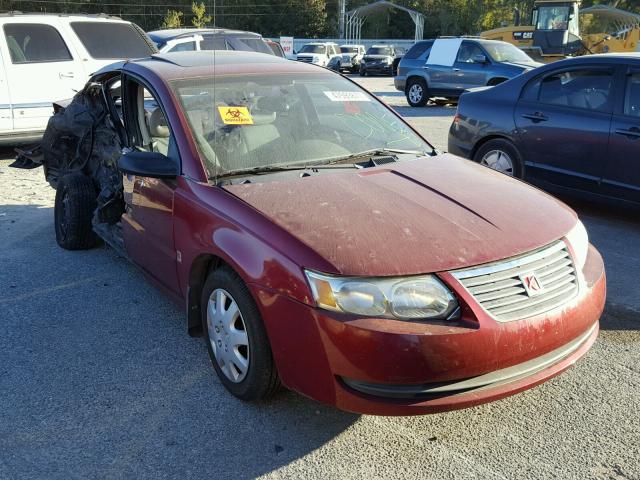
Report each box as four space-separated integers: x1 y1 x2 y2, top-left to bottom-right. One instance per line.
120 75 181 293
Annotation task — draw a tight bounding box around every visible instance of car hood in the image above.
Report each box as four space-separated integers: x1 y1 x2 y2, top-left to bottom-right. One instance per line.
501 60 543 70
223 154 577 277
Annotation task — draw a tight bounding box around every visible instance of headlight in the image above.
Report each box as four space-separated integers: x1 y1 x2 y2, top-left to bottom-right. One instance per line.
304 271 458 320
565 220 589 270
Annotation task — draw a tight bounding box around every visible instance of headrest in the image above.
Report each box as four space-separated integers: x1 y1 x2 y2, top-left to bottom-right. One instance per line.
149 108 170 138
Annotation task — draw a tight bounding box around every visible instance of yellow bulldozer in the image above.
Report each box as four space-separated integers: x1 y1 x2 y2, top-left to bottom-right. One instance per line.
481 0 640 62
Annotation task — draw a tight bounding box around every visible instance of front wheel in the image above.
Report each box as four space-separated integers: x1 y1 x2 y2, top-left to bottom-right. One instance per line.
359 67 367 76
201 266 280 401
473 139 524 178
406 78 429 107
54 173 100 250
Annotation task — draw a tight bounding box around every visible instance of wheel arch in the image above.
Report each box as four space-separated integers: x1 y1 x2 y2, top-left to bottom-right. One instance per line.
487 77 508 86
405 74 428 91
186 253 229 337
470 134 517 161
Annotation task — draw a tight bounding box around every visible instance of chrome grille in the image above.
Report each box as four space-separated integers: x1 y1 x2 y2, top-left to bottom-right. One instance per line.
297 57 312 63
451 241 579 322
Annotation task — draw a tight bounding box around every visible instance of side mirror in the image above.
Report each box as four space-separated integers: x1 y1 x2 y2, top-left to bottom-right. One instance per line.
472 54 488 64
118 150 178 179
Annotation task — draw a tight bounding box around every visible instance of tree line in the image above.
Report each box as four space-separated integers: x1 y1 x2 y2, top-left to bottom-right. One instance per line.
0 0 638 38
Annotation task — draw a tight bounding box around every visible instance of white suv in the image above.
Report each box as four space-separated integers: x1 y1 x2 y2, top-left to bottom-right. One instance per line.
296 42 340 67
0 13 155 144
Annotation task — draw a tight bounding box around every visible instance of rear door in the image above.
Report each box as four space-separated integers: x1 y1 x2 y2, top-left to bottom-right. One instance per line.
514 65 614 192
1 19 84 132
451 41 490 91
601 67 640 203
426 38 461 92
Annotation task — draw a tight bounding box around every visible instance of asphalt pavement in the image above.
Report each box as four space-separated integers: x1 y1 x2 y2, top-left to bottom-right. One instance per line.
0 75 638 480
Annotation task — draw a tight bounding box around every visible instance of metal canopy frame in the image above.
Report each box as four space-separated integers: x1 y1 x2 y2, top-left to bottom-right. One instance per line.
344 0 424 44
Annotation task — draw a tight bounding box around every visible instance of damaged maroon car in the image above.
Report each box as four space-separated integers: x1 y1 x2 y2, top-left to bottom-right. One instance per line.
16 51 606 415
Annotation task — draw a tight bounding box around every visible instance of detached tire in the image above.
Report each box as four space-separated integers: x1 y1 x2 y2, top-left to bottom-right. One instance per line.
54 173 99 250
473 138 524 178
201 266 280 401
406 78 429 107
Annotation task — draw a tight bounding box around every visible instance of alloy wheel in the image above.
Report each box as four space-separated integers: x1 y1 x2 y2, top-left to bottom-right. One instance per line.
480 149 515 176
408 84 423 104
207 288 250 383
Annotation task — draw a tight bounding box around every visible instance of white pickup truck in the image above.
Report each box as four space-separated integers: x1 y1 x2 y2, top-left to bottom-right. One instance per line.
0 13 155 145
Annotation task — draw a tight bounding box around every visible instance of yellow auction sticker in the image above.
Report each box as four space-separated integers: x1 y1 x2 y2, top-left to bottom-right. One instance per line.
218 106 254 125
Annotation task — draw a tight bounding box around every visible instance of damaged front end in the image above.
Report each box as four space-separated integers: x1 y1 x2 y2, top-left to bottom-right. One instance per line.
12 80 127 243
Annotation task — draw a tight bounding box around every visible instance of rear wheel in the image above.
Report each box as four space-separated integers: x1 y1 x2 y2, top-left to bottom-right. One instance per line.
473 139 524 178
54 173 99 250
406 78 429 107
201 266 280 401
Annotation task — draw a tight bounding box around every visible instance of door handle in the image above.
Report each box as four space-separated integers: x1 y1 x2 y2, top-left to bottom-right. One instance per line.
615 127 640 139
522 112 549 123
453 68 461 72
59 72 75 79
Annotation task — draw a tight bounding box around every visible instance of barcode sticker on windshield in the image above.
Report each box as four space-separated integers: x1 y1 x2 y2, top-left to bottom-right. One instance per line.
323 91 370 102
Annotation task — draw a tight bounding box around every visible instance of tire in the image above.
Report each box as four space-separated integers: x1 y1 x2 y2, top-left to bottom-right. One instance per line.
54 173 99 250
201 266 280 401
473 138 524 178
359 67 367 76
406 78 429 107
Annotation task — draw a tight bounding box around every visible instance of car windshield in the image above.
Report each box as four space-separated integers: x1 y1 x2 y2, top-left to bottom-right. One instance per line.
235 37 272 55
341 46 358 53
366 47 392 55
483 42 534 63
170 72 431 178
299 45 325 54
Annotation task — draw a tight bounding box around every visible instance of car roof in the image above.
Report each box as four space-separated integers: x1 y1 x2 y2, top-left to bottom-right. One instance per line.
0 12 129 22
305 42 337 45
370 44 393 48
122 51 331 79
148 28 262 41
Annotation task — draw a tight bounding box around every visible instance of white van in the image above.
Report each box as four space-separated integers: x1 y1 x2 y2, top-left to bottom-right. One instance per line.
0 13 155 144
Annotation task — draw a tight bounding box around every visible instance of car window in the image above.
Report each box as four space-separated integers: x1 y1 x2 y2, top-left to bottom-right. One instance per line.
170 73 432 177
235 37 272 55
124 79 175 158
70 22 152 59
624 72 640 118
538 68 614 112
3 23 72 63
200 35 227 50
169 41 196 52
367 46 392 56
456 43 485 63
404 42 433 60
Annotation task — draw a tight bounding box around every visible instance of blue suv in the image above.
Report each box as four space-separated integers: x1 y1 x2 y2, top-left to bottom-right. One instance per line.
395 38 541 107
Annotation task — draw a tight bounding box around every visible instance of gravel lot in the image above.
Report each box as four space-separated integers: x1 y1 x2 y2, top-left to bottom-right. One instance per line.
1 75 639 480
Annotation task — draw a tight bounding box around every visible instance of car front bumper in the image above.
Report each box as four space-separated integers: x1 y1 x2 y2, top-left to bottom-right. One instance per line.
251 245 605 415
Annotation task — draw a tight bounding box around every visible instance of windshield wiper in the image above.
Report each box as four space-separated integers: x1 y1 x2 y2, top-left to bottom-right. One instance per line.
214 163 358 180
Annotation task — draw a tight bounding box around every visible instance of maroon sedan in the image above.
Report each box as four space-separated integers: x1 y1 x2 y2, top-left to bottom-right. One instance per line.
28 51 605 415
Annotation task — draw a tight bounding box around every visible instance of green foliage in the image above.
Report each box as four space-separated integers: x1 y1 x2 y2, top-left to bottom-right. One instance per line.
1 0 638 38
162 10 184 29
191 2 212 29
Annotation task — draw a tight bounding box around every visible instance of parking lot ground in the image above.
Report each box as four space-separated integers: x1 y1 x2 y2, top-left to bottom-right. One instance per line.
1 75 639 480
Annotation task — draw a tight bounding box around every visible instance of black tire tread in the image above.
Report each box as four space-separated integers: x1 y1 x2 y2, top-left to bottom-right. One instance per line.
54 173 99 250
